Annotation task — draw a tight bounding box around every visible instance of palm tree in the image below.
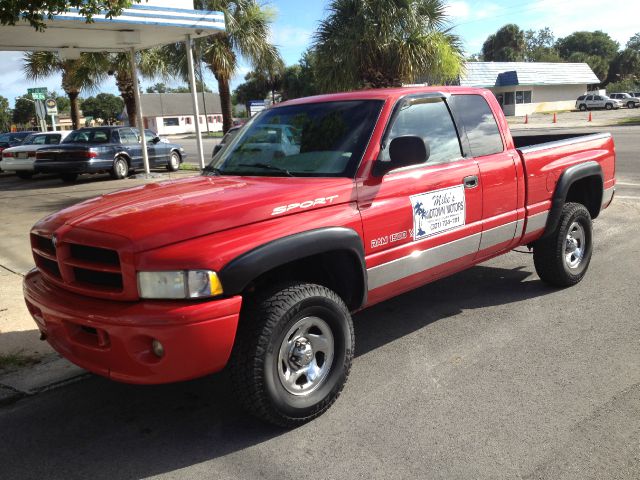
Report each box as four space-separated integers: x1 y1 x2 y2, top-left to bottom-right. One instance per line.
23 52 107 129
193 0 280 133
102 50 174 127
313 0 464 91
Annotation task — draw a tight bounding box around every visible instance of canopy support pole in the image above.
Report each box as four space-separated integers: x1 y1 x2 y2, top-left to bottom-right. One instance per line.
185 34 205 169
129 47 151 175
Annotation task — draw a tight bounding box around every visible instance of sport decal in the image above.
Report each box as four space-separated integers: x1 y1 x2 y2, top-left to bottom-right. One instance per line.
410 185 466 240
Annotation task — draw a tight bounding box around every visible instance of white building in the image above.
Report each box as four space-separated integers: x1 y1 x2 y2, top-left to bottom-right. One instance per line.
137 93 223 135
460 62 600 116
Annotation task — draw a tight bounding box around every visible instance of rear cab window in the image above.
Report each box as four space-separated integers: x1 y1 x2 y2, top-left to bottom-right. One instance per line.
448 94 504 157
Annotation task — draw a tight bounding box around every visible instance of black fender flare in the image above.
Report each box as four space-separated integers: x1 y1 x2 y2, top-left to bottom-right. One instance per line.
219 227 367 307
543 161 603 238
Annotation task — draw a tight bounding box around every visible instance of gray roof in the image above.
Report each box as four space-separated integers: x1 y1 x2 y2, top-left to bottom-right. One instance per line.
140 93 222 117
460 62 600 87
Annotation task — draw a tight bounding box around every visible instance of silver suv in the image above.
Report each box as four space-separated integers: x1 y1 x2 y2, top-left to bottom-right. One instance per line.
608 93 640 108
575 94 622 111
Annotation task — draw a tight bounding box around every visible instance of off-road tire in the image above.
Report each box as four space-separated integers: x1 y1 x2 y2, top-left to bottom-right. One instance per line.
533 202 593 287
229 282 354 427
111 156 129 180
167 151 180 172
60 173 78 183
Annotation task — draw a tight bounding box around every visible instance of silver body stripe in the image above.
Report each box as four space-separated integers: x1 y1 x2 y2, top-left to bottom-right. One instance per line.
367 232 481 291
367 215 547 291
602 186 615 207
479 221 517 251
525 211 549 235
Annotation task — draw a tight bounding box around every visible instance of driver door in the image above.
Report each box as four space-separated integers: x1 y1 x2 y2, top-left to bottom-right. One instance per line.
358 94 483 299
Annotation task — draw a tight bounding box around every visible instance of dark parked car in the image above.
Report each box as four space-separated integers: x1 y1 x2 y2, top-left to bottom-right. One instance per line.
0 131 37 153
35 127 186 182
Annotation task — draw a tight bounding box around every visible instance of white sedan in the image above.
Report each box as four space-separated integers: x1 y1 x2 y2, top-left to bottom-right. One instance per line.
0 131 70 179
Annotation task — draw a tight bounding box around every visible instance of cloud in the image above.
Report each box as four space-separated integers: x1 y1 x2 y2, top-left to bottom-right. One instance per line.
269 25 313 49
445 1 470 19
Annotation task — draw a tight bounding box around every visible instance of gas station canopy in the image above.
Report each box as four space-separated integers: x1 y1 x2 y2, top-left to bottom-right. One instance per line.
0 1 225 56
0 0 226 171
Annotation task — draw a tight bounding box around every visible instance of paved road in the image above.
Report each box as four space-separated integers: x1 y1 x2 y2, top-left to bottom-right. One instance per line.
1 126 639 479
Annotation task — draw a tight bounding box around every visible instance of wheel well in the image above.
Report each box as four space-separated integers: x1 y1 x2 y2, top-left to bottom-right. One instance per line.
565 175 602 219
171 149 182 161
244 250 366 311
116 154 131 166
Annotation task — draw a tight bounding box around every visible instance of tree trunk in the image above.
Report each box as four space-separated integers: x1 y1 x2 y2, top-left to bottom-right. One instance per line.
116 71 137 127
68 91 81 130
216 74 233 134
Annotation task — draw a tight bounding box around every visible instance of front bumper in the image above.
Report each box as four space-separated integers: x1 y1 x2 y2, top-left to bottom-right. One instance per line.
23 269 242 384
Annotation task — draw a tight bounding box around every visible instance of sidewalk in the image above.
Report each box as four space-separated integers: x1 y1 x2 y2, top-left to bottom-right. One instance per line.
507 108 640 130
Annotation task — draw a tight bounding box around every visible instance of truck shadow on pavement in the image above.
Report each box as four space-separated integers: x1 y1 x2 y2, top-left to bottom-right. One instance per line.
0 262 555 480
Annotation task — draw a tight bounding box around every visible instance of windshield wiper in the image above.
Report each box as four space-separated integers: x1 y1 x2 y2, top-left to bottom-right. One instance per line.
202 165 223 176
237 163 293 177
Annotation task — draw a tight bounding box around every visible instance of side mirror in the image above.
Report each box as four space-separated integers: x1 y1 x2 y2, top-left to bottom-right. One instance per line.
152 136 161 144
373 135 430 176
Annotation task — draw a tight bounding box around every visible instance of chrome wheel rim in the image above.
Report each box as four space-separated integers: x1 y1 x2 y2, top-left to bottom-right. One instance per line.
565 221 585 269
116 159 127 177
277 316 334 396
170 154 179 169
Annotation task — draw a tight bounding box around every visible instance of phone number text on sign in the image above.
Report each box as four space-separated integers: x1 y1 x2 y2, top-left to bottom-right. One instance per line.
410 185 466 240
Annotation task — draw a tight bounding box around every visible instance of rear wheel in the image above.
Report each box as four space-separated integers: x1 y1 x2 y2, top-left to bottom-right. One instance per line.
167 151 180 172
16 171 33 179
533 202 593 287
60 173 78 183
111 156 129 180
229 283 354 427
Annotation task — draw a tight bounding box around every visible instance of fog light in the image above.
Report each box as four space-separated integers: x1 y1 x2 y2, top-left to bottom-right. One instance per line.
151 339 165 358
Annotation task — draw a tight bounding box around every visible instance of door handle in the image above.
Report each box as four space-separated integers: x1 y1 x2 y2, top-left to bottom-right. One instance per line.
463 175 479 189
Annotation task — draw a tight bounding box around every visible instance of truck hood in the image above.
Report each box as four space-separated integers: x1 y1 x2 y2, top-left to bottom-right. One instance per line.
35 174 357 252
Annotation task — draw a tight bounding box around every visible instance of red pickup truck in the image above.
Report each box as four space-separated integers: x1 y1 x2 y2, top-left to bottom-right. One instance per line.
24 87 616 426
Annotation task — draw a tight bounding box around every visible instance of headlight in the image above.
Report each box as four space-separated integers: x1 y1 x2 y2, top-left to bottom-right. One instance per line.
137 270 223 299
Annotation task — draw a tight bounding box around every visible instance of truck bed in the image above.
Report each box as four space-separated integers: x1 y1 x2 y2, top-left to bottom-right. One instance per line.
512 132 602 150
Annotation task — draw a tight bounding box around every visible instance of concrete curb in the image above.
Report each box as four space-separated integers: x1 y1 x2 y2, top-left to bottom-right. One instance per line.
0 355 88 405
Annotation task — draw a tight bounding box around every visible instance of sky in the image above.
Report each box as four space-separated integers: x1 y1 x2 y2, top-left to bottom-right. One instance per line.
1 0 638 107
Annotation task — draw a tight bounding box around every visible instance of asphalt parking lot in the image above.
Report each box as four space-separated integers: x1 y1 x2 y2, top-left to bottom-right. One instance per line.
0 126 639 479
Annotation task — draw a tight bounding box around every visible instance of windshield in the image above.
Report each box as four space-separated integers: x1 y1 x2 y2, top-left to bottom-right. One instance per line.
64 129 111 144
208 100 383 177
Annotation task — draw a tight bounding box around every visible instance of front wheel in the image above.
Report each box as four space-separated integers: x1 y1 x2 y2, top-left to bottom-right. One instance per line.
628 101 636 109
533 202 593 287
166 151 180 172
605 103 613 110
579 104 587 111
229 283 354 427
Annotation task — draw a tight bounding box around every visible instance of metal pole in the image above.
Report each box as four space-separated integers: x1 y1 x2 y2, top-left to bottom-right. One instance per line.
51 115 56 131
129 47 151 175
186 34 205 169
197 43 210 134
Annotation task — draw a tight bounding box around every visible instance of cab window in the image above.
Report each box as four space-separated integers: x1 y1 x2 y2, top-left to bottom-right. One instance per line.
449 94 504 157
382 97 462 166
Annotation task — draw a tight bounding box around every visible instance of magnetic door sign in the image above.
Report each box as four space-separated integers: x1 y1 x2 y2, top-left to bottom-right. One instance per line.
410 185 466 240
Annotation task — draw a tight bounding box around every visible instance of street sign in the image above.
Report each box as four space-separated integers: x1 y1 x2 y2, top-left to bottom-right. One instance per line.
28 87 48 101
248 100 266 117
35 100 46 120
45 98 58 115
